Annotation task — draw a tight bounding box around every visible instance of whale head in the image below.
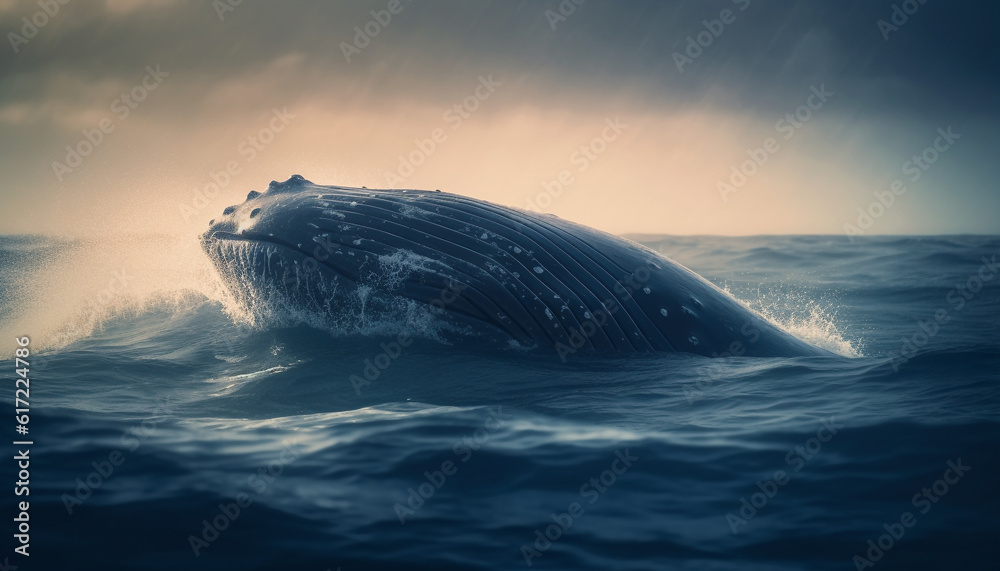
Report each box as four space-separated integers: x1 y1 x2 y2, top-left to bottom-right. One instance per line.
200 175 457 333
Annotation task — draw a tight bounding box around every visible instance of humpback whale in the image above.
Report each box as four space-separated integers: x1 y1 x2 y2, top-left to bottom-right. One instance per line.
201 175 827 358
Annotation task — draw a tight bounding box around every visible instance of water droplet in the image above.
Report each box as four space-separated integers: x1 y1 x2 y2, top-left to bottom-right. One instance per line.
660 308 668 317
533 266 544 274
688 335 699 345
513 246 522 254
642 286 651 294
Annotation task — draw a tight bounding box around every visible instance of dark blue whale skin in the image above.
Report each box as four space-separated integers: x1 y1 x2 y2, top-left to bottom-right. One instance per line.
201 175 828 358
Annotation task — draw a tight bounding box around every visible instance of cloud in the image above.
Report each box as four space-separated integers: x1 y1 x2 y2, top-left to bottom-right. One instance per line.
0 0 997 236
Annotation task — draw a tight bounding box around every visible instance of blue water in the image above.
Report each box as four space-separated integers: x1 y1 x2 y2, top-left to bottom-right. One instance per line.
1 234 997 570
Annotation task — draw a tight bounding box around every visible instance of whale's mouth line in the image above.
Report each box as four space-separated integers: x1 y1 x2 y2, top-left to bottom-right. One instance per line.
204 230 302 255
202 230 359 284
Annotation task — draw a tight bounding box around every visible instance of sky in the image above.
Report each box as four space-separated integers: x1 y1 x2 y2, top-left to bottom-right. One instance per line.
0 0 997 237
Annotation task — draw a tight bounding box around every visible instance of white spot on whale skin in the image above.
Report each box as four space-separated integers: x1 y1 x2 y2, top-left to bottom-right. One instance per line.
512 272 520 278
660 308 669 317
350 201 358 207
533 266 544 274
353 239 362 246
513 246 522 254
544 308 554 320
642 286 651 294
688 335 700 345
584 311 593 320
480 232 488 240
682 306 696 317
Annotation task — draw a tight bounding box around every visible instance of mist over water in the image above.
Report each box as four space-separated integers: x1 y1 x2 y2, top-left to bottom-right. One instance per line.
1 233 998 570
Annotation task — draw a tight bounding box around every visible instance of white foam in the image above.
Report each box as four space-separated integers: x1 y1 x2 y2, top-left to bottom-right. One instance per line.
0 233 232 353
723 285 862 357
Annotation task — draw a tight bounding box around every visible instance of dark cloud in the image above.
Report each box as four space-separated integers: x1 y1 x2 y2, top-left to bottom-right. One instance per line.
2 0 997 116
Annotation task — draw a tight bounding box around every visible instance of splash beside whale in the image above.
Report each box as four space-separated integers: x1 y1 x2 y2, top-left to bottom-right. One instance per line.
200 175 828 358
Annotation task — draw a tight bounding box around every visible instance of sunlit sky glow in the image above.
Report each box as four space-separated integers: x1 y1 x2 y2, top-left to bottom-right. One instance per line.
1 0 997 237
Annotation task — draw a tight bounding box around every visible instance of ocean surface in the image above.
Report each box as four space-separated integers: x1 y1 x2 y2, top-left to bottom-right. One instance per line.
1 233 997 571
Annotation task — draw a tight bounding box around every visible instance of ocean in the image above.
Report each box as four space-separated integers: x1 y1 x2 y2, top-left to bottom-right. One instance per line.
0 233 997 570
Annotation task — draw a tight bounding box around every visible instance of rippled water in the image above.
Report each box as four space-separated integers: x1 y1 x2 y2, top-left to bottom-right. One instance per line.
1 234 997 570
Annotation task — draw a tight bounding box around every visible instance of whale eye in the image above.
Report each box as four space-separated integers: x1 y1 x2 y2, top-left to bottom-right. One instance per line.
250 208 262 218
223 206 237 215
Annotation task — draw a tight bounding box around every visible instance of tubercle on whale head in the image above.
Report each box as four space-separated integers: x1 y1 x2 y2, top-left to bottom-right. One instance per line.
266 174 310 193
201 174 314 243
